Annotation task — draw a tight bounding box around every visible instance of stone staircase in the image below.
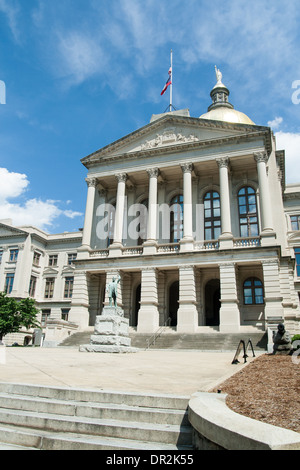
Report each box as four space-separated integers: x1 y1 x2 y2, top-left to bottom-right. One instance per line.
59 328 267 351
0 383 193 450
129 329 267 351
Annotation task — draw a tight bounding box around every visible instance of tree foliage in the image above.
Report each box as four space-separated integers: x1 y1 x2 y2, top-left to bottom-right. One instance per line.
0 292 40 341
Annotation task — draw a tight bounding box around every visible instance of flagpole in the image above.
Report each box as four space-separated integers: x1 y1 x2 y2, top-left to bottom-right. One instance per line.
170 49 173 112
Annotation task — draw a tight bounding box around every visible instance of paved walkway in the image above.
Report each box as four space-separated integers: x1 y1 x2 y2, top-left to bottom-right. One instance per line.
0 346 259 396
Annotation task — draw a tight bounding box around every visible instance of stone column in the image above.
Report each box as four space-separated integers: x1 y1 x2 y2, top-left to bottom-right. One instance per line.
216 157 233 249
137 267 159 333
180 163 194 251
177 265 198 332
262 259 284 352
254 152 276 245
68 270 90 329
143 168 159 254
110 173 127 256
79 178 97 253
219 262 240 332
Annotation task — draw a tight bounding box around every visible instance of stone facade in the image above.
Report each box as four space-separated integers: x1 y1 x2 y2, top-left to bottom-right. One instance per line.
1 77 300 346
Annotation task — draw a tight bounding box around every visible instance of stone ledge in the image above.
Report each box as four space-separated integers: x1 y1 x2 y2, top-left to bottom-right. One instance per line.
188 392 300 450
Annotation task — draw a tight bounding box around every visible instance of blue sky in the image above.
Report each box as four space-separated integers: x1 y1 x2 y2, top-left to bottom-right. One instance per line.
1 0 300 233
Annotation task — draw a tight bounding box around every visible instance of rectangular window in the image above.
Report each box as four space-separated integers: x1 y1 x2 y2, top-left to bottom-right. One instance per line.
5 273 14 294
295 248 300 277
33 251 41 266
64 277 74 298
61 309 70 321
29 276 37 297
291 215 300 231
0 250 3 263
67 253 77 265
9 249 18 262
48 255 58 267
44 278 55 298
41 309 51 327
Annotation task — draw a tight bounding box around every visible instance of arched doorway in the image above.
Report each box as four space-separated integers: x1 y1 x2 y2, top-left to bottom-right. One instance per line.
132 284 141 327
205 279 220 326
169 281 179 326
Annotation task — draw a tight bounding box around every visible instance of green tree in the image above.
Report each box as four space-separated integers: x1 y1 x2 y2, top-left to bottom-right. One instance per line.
0 292 40 342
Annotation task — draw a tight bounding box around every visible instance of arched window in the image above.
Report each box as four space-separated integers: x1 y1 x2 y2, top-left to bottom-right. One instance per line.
238 187 259 237
170 194 183 242
204 191 221 240
243 278 264 305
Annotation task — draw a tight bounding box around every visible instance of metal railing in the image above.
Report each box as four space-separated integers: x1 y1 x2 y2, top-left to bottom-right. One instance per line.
146 317 172 350
232 338 256 364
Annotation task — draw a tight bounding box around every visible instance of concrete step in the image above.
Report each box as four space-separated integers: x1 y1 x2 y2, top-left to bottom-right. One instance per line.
0 392 189 425
0 383 193 450
0 408 192 447
0 424 190 451
130 332 267 351
59 329 267 351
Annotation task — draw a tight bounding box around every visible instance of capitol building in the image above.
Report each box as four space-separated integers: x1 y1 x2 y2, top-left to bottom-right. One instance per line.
1 71 300 349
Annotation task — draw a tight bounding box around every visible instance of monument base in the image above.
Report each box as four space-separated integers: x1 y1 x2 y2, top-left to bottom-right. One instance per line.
79 306 138 354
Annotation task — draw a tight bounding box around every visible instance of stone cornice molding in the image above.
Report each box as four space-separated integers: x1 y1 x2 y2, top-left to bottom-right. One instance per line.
82 121 272 169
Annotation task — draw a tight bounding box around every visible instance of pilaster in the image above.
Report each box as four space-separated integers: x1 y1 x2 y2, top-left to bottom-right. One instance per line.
177 265 198 332
137 267 159 333
219 262 240 332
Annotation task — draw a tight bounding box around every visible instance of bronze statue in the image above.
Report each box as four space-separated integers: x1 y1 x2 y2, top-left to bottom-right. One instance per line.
106 275 121 307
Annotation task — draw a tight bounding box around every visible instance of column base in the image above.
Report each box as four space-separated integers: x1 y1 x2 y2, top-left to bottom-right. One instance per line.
180 237 194 252
219 301 240 333
109 242 123 257
260 230 277 246
218 233 233 250
177 304 198 333
143 240 158 255
77 245 91 259
137 305 159 333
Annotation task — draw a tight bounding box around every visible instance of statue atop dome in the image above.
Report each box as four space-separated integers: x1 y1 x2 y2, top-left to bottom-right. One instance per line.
215 65 223 85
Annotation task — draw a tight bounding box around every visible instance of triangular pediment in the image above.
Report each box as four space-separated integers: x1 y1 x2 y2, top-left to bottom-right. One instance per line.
82 113 270 168
43 267 59 276
0 223 28 238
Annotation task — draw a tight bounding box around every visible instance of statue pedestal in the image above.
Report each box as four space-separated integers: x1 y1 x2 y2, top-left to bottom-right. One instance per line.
79 306 138 353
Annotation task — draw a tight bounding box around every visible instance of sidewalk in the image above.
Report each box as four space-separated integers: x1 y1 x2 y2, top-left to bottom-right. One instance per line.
0 346 259 395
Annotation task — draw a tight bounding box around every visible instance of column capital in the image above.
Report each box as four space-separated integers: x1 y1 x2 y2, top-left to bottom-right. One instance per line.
146 167 160 178
181 162 194 173
216 157 230 169
254 151 268 164
85 177 97 188
115 172 128 183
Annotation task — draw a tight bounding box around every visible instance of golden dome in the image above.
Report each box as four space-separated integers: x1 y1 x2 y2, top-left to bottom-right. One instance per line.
200 107 255 125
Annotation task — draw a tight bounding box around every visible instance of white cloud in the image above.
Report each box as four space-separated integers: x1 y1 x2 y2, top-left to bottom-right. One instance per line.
0 168 82 230
0 0 21 43
275 131 300 184
268 117 283 130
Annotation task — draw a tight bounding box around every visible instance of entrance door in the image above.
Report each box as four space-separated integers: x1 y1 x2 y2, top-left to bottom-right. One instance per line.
205 280 220 326
169 281 179 326
132 284 141 327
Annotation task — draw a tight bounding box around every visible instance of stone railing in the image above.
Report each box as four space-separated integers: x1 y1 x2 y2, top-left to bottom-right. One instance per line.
157 243 180 253
233 237 260 248
89 236 261 258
